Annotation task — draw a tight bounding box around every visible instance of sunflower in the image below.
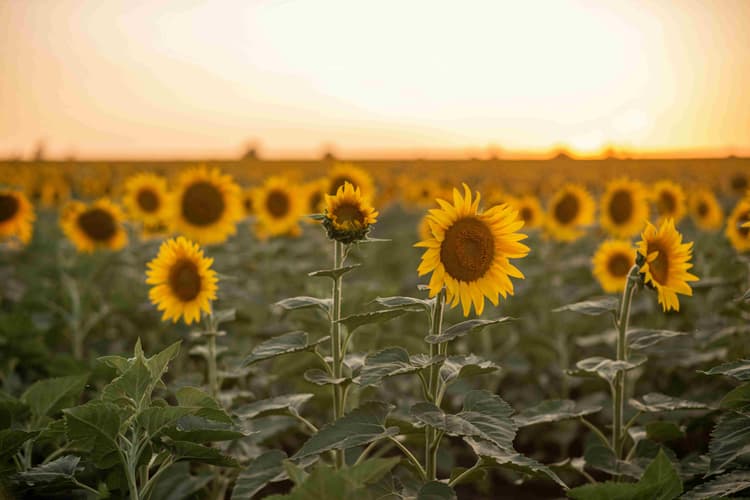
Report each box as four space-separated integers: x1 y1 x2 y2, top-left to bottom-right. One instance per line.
416 184 529 316
651 180 687 225
599 178 649 238
729 172 748 197
637 218 699 312
327 163 375 201
302 178 328 223
545 184 595 241
0 189 35 245
726 199 750 252
36 175 71 208
122 172 169 229
689 189 724 231
146 236 218 325
592 240 635 293
402 178 446 210
60 198 128 253
508 195 544 230
170 166 242 245
241 187 256 217
253 176 303 238
323 181 378 243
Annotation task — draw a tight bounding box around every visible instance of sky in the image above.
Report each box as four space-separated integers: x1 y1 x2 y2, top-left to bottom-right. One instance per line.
1 0 749 160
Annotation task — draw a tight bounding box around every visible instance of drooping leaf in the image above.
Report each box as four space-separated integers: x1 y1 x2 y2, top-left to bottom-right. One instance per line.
411 390 516 449
243 332 329 367
425 318 514 344
464 437 567 489
169 440 239 467
63 402 122 468
708 411 750 473
681 469 750 499
627 329 687 350
628 393 709 413
356 347 436 387
304 369 348 386
440 355 500 385
22 374 88 419
175 386 233 424
275 296 332 315
236 394 314 419
417 480 457 500
700 360 750 381
293 402 398 459
373 296 433 313
308 265 361 280
513 400 601 428
16 455 80 484
553 297 618 316
569 356 647 384
337 309 414 334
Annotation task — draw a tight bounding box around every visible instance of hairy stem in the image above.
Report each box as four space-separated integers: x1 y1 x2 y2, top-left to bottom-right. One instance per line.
613 265 639 460
331 240 345 468
425 288 446 480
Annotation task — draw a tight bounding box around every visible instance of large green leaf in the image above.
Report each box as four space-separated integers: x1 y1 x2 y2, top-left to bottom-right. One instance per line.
373 296 434 313
568 356 647 384
337 309 414 334
417 481 457 500
145 340 181 385
63 401 122 468
553 297 618 316
513 400 601 428
293 402 398 459
169 440 239 467
101 355 152 409
708 411 750 473
231 450 290 499
0 429 36 460
0 392 29 428
21 374 88 419
137 407 192 437
166 415 247 442
275 296 332 315
236 394 314 419
304 369 349 386
464 437 567 489
243 332 329 366
425 318 514 344
681 470 750 500
15 455 79 484
568 449 682 499
700 360 750 381
356 347 439 387
411 390 516 449
627 329 687 351
175 386 233 424
440 355 499 385
628 393 709 413
148 462 213 500
720 382 750 411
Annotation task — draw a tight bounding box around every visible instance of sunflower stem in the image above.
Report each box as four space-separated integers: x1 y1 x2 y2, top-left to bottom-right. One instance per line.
331 240 345 468
204 312 219 400
426 288 446 481
612 265 639 463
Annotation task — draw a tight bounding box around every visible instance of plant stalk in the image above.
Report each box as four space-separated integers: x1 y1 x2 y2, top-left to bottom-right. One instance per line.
331 240 345 468
204 313 219 399
425 288 446 480
613 265 639 459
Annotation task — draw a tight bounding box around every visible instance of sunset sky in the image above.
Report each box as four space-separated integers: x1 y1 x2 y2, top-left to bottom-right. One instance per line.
1 0 749 160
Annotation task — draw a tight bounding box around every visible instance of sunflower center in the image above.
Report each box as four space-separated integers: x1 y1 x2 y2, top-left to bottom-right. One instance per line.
609 190 633 224
440 217 495 282
697 201 709 217
181 181 225 226
168 259 202 301
243 196 253 213
658 191 676 214
266 190 290 217
78 208 116 242
647 242 669 285
740 210 750 238
333 202 364 226
0 194 19 222
330 176 353 194
137 188 159 213
607 253 631 277
520 207 533 223
554 193 579 225
731 174 748 193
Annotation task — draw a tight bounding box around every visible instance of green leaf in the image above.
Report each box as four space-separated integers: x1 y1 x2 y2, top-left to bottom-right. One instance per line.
708 411 750 473
136 407 193 437
308 265 361 280
425 318 514 344
417 481 457 500
553 297 618 316
0 429 36 460
166 415 247 442
700 360 750 381
411 390 516 449
582 437 642 479
101 355 152 408
464 437 567 489
337 309 414 334
293 401 398 459
169 441 239 467
720 382 750 410
569 356 647 384
356 347 434 387
145 340 181 384
646 422 684 442
16 455 79 484
63 402 122 468
22 374 88 419
0 392 29 428
304 369 348 386
231 450 289 499
98 355 131 375
629 393 709 413
440 355 500 385
175 387 233 424
243 332 329 367
373 296 433 313
148 462 214 500
627 329 687 350
236 394 314 419
213 308 236 325
681 470 750 500
275 296 332 315
568 449 682 499
513 400 601 428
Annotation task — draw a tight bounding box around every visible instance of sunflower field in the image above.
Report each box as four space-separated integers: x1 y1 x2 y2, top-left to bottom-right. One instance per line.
1 159 750 500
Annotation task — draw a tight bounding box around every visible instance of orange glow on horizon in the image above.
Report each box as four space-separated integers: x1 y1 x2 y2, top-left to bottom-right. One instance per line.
1 0 749 161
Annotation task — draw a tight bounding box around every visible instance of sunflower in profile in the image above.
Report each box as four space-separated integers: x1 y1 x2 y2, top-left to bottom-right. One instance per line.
592 240 635 293
508 195 544 230
170 166 242 245
545 184 595 241
323 182 378 243
0 189 35 245
60 198 128 253
651 180 687 225
123 172 169 229
689 189 724 231
637 218 698 312
327 163 375 201
253 176 303 238
146 236 218 325
600 178 649 238
416 184 529 316
726 199 750 252
302 178 328 223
